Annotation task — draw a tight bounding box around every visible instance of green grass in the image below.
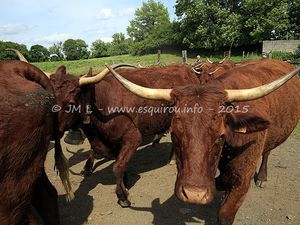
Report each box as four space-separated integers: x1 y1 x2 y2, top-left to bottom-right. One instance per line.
293 123 300 138
33 53 261 76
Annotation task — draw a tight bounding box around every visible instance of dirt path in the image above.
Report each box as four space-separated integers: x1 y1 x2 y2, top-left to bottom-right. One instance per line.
45 134 300 225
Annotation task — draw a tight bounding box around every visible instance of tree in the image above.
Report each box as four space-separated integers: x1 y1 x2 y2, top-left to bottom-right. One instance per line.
29 45 50 62
49 42 64 61
127 0 173 55
91 40 110 58
112 33 126 44
107 33 131 56
175 0 293 49
288 0 300 39
241 0 289 43
63 39 90 60
175 0 242 49
0 41 29 60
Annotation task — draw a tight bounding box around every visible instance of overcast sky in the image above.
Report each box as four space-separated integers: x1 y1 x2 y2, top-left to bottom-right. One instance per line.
0 0 176 48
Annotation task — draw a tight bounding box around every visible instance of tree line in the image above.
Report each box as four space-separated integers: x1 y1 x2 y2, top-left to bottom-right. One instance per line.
1 0 299 62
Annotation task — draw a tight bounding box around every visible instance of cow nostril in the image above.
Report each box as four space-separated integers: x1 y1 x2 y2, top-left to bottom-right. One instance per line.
181 185 189 199
181 185 211 204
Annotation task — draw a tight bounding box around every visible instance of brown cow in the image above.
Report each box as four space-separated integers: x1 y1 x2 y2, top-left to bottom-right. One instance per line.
0 61 71 225
106 59 300 225
80 64 200 206
192 58 236 84
9 49 162 207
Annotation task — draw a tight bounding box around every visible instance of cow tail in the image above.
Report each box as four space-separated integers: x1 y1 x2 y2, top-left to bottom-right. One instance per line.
54 138 74 202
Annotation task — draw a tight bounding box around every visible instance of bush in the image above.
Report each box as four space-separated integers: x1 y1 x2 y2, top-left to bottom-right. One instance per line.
294 45 300 59
0 41 29 60
271 51 294 61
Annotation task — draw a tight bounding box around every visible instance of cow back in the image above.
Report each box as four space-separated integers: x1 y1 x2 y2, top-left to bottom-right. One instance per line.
216 59 300 151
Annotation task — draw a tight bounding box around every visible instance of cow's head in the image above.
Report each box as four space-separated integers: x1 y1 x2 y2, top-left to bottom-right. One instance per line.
106 64 299 204
49 66 83 135
49 64 136 137
192 58 231 84
169 85 270 204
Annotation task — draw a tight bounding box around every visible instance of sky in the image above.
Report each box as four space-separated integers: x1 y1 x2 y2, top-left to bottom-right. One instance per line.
0 0 177 48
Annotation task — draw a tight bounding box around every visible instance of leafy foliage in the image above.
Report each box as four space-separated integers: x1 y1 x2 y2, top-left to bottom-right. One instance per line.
49 42 64 61
127 0 173 55
288 0 300 39
63 39 90 60
241 0 289 43
0 41 29 60
1 0 300 59
294 45 300 59
107 33 131 56
29 45 50 62
175 0 295 49
175 0 243 49
91 40 110 58
271 51 294 61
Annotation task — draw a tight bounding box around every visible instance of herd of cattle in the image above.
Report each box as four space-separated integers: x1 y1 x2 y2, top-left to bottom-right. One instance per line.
0 49 299 225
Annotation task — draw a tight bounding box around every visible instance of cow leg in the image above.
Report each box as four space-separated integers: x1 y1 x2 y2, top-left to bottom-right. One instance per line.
28 211 39 225
255 150 271 188
81 152 95 177
81 139 111 176
113 127 142 208
218 167 255 225
169 143 176 165
217 138 265 225
218 181 250 225
32 170 60 225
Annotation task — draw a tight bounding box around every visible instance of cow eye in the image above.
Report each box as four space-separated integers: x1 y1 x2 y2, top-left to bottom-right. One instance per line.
216 136 224 143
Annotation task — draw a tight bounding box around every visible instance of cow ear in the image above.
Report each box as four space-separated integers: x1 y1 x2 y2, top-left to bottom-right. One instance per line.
55 66 66 75
225 112 270 133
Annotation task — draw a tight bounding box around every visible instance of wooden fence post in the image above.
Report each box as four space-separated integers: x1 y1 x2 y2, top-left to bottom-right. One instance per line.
157 50 161 65
242 51 245 58
269 52 272 59
182 50 187 63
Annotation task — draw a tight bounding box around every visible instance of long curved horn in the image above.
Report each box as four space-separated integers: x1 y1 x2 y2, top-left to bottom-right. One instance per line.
208 68 221 75
105 64 172 101
207 58 213 63
79 63 137 86
6 48 52 78
6 48 28 63
192 67 201 75
137 63 144 68
194 64 205 70
226 66 300 102
219 57 226 64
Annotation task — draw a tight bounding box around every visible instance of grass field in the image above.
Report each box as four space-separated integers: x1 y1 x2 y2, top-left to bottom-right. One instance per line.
33 53 261 76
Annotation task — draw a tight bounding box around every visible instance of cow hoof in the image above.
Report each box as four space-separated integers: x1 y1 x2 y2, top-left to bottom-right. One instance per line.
118 199 131 208
80 170 92 177
218 218 233 225
255 179 266 188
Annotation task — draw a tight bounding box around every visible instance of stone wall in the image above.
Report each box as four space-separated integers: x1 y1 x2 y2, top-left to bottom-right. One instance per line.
263 40 300 53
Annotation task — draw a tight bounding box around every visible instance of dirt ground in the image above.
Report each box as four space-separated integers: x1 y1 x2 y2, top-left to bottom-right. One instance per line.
45 133 300 225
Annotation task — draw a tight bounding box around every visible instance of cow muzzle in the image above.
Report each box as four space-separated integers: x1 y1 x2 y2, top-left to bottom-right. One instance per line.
180 185 214 204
